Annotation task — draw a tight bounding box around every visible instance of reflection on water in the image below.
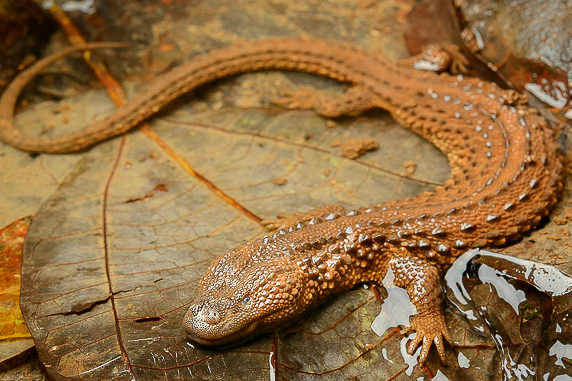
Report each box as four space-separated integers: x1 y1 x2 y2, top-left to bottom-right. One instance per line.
268 350 276 381
457 351 470 369
370 267 421 375
399 332 422 376
371 268 417 337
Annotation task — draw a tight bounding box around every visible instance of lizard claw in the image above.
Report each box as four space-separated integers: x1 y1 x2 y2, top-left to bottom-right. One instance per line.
401 311 453 364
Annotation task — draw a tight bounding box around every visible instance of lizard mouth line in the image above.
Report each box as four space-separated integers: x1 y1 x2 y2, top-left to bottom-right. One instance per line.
185 318 260 348
185 305 292 347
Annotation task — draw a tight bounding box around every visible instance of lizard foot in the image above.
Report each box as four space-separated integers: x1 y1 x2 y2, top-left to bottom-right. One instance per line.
273 86 324 111
401 310 453 364
402 44 470 74
387 255 453 364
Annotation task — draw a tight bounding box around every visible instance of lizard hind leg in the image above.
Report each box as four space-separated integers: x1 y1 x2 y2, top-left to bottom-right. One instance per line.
385 254 453 364
273 85 380 118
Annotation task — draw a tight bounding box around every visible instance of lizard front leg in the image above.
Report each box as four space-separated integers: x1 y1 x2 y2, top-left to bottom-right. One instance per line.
400 44 470 74
384 254 453 364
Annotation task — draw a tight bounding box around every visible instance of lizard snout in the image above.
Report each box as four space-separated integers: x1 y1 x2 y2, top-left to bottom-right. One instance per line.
197 307 222 325
182 299 228 343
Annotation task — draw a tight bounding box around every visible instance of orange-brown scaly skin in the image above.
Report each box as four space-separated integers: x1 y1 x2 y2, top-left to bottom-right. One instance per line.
0 38 563 364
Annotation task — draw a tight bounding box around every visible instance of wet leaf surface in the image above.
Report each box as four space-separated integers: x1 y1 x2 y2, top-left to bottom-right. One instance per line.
444 249 572 379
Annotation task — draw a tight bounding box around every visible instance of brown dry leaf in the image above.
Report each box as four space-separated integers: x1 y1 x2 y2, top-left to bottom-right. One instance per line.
19 80 452 380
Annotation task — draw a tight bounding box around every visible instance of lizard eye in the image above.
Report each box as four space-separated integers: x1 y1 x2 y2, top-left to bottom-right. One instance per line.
242 296 251 305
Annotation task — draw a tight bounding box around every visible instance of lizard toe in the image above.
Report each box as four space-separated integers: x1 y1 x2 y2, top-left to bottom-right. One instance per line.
272 86 320 110
403 312 452 364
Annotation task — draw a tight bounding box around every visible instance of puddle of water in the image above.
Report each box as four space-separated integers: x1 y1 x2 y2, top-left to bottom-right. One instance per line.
444 249 572 380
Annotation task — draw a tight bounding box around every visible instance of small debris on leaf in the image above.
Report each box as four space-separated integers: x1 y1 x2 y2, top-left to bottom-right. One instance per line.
273 177 287 185
340 137 379 159
403 160 417 176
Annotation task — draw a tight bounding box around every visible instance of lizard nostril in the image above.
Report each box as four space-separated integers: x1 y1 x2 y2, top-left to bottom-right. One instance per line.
194 307 222 325
205 309 220 324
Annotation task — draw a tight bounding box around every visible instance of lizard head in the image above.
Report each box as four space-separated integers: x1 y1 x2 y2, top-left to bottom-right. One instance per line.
183 240 308 346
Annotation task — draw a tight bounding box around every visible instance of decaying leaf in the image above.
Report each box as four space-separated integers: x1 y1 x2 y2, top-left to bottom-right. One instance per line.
0 217 31 341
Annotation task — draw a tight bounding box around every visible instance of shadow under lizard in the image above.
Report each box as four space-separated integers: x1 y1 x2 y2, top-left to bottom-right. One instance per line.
0 38 563 364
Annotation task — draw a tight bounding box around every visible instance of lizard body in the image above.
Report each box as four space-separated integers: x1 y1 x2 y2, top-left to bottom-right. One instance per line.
0 38 563 363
